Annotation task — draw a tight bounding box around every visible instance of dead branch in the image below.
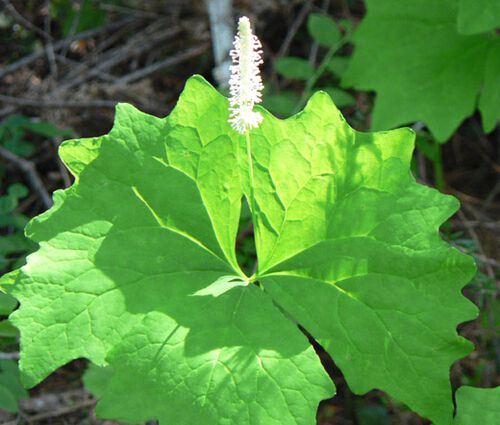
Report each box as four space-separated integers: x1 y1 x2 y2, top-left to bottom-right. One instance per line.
277 0 312 59
54 54 117 82
52 23 183 94
3 391 96 425
115 43 210 84
0 352 20 360
1 0 52 41
0 17 136 80
0 94 118 109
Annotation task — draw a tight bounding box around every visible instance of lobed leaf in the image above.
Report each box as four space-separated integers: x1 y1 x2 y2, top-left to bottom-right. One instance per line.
6 76 332 425
342 0 500 142
5 75 476 425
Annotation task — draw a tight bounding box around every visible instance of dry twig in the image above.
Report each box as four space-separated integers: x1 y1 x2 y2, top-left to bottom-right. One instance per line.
0 94 118 109
308 0 331 66
0 352 20 360
1 0 52 41
0 17 136 79
277 0 312 58
115 43 210 84
52 23 183 94
24 399 96 423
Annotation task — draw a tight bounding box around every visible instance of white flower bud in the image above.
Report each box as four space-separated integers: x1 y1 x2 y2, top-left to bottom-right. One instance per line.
228 16 264 134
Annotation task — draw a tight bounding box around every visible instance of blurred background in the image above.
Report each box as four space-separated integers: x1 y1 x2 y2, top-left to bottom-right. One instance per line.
0 0 498 424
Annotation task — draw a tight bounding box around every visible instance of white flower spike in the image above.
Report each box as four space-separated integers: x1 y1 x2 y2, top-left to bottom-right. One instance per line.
228 16 264 134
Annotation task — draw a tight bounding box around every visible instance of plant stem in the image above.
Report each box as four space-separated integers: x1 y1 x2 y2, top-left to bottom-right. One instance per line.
293 38 345 114
433 142 446 192
432 141 452 234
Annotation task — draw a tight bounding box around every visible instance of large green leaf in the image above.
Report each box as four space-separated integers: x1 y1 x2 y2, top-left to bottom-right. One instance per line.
342 0 500 142
454 386 500 424
6 76 332 425
479 41 500 132
6 75 475 424
457 0 500 35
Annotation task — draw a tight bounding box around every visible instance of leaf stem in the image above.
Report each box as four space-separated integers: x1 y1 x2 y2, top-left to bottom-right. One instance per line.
293 37 346 113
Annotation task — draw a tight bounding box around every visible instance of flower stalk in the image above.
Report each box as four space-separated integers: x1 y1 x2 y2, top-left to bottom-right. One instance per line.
228 16 263 276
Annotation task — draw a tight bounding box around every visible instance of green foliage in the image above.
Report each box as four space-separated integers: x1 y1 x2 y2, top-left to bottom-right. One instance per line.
0 290 18 340
0 183 36 272
326 56 349 79
0 116 71 273
83 363 112 399
51 0 106 36
307 13 341 47
0 115 72 156
261 90 301 120
5 76 478 424
274 57 314 80
0 259 21 405
268 13 353 117
0 183 28 227
453 386 500 424
0 319 17 338
0 246 20 397
320 86 356 108
0 293 17 316
0 290 18 341
0 115 73 419
342 0 500 142
0 360 28 413
457 0 500 35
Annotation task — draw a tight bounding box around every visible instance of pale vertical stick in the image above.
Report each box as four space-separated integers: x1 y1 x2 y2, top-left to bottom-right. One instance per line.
206 0 234 89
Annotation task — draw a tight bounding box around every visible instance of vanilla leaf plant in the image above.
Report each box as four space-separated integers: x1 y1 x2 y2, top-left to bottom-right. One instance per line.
342 0 500 142
3 16 480 425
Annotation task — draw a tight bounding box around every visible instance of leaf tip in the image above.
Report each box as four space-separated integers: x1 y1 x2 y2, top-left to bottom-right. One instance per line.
184 74 216 93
